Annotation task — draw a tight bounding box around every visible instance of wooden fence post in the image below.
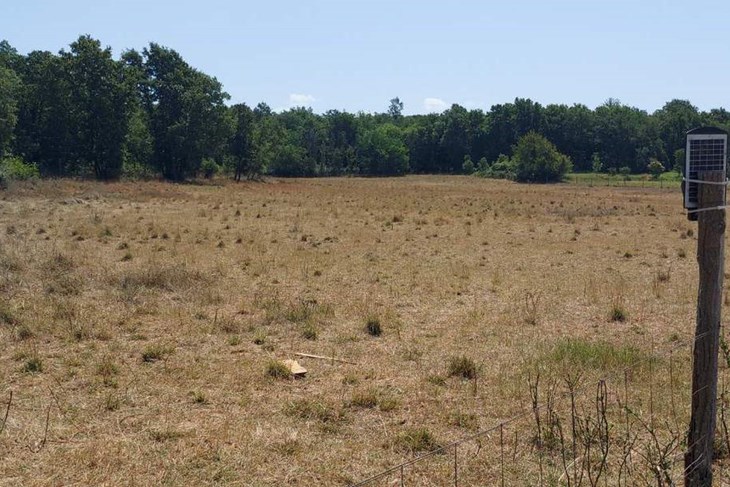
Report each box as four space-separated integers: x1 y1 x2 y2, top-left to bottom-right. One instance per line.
685 170 726 486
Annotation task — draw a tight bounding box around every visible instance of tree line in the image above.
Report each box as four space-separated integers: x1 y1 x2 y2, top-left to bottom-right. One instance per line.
1 35 728 182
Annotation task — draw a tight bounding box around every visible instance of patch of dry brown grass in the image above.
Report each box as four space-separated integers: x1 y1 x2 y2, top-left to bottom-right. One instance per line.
0 176 724 484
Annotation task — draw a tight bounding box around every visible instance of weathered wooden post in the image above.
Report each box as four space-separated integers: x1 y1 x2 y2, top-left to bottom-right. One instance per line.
683 127 728 486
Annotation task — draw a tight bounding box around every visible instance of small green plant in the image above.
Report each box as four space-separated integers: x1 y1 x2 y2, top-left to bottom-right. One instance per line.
266 360 291 379
365 315 382 336
394 427 441 453
447 355 479 380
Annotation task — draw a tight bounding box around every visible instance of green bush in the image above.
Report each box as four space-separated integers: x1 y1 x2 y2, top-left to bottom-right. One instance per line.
462 155 475 174
487 154 514 179
512 132 572 183
1 157 40 181
200 158 220 179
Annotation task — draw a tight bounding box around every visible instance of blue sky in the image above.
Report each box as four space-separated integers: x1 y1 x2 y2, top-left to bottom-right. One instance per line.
2 0 728 114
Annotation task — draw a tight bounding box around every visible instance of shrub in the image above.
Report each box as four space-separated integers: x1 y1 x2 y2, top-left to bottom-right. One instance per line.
462 155 475 174
511 132 572 183
200 158 220 179
484 154 513 179
0 156 40 181
647 159 665 179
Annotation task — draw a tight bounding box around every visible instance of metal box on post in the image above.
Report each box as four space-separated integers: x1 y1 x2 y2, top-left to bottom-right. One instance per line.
684 126 728 220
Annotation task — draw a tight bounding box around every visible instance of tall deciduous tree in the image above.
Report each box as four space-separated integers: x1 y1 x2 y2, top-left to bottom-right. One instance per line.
64 35 131 179
144 43 231 181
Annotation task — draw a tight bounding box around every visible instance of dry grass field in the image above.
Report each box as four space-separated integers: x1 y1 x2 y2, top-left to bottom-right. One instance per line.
0 175 728 485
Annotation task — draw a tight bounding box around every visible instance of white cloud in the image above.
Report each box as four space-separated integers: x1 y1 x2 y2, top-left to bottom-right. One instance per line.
289 93 316 106
423 97 448 113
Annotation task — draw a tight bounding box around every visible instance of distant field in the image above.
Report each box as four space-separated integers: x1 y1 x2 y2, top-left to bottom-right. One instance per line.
0 176 727 485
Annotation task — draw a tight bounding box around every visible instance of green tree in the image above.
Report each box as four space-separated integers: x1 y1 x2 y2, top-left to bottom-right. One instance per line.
654 99 701 160
647 159 664 179
591 153 603 173
357 123 409 175
673 148 685 174
511 132 572 182
14 50 74 176
462 154 474 174
0 65 20 157
388 97 404 120
229 103 259 180
64 35 131 179
144 43 231 181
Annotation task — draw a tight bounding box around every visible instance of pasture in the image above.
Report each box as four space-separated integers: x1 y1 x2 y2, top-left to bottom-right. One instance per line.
0 176 727 485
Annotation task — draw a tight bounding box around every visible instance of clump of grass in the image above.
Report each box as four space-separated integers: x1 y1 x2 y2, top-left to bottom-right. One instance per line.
252 330 267 345
609 297 628 322
43 252 75 273
190 390 208 404
96 356 119 387
121 252 133 262
301 322 318 340
14 324 34 341
104 393 121 411
350 388 378 408
447 355 479 380
23 355 43 373
349 387 399 411
118 263 207 293
141 344 174 363
284 398 343 423
266 360 292 379
393 427 441 453
272 438 300 456
365 315 382 336
449 411 478 430
548 338 651 371
0 302 19 326
149 428 186 443
426 375 447 387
